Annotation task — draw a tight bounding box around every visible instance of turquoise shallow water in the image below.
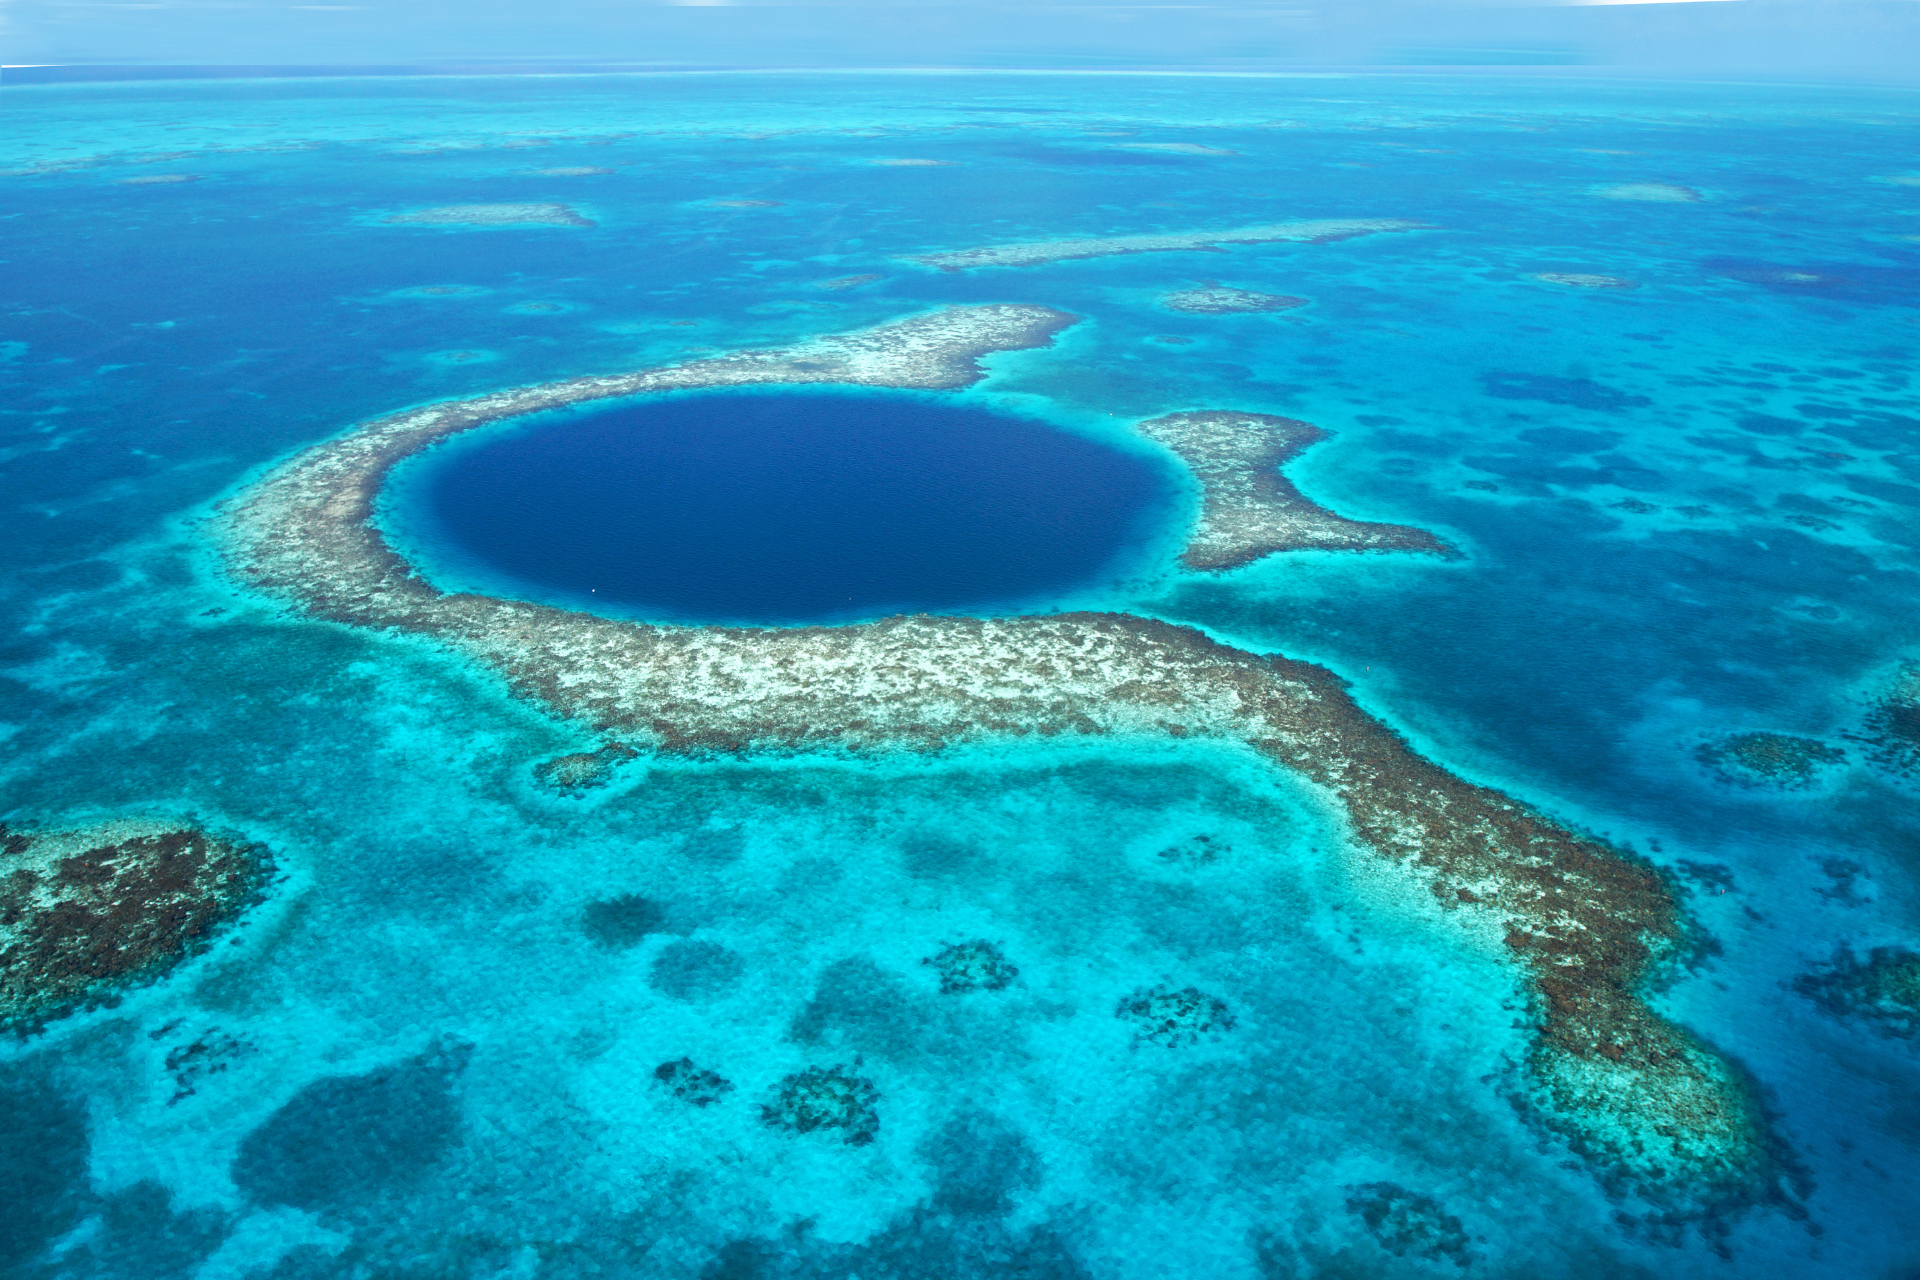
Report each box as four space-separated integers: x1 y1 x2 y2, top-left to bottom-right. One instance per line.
2 70 1919 1278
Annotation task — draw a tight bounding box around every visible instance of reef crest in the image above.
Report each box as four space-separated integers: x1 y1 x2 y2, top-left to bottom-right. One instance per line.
1160 282 1307 313
904 219 1421 271
383 203 594 227
1137 410 1454 570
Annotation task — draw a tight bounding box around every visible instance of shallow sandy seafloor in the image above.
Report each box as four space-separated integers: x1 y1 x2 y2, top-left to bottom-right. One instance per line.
215 303 1794 1230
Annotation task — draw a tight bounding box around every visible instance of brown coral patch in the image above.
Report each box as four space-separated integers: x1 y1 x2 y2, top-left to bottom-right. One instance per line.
1 820 272 1034
1134 410 1454 570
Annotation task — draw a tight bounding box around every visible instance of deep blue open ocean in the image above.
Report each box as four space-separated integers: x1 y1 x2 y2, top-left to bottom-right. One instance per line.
2 70 1918 1279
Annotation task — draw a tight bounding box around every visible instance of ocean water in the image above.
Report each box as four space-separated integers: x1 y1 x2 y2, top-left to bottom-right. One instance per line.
1 69 1918 1279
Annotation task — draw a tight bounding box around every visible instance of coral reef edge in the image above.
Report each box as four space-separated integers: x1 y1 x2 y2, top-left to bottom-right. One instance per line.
212 304 1781 1217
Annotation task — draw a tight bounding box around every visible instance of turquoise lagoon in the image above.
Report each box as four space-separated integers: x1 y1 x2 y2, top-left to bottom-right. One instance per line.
2 70 1919 1278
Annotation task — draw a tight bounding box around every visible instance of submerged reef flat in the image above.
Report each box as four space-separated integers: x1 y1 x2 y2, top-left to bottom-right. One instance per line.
219 305 1776 1213
0 818 272 1034
1116 984 1235 1047
382 203 594 227
815 273 884 291
1160 282 1307 314
1532 272 1638 290
1346 1183 1471 1265
535 741 641 794
904 219 1421 271
1695 733 1846 789
1854 662 1920 779
1136 410 1454 569
1793 946 1920 1039
1593 182 1701 203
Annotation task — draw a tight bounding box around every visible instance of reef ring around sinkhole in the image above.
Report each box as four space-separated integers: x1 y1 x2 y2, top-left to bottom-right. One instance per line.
216 303 1790 1222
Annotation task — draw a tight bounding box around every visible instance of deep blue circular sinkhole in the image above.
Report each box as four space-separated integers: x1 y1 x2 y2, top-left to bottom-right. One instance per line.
403 390 1172 625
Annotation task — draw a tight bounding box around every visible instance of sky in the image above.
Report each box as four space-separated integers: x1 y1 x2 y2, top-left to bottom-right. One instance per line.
1 0 1916 78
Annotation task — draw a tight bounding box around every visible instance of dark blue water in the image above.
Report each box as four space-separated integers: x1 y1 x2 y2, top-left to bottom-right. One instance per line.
411 391 1171 623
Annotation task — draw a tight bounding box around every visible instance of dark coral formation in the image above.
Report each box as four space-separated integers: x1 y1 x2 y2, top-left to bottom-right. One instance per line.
762 1065 880 1146
157 1024 251 1105
654 1057 735 1107
1116 984 1234 1047
906 219 1422 271
1156 834 1224 868
384 202 593 228
1134 410 1454 571
924 940 1019 994
535 741 640 794
1346 1183 1470 1265
1793 945 1920 1038
580 893 668 949
1695 732 1846 789
1814 857 1872 906
1 820 272 1034
1160 282 1307 314
1855 662 1920 778
214 304 1776 1208
815 273 883 290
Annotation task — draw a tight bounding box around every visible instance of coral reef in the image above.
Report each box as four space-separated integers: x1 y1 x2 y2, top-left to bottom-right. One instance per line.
1695 733 1846 789
761 1065 880 1145
654 1057 736 1107
904 219 1422 271
157 1024 251 1104
216 304 1777 1210
1346 1183 1470 1265
382 203 593 227
815 274 883 291
1532 272 1638 289
1 818 272 1034
1160 282 1307 314
923 940 1019 994
1793 946 1920 1038
1117 984 1235 1047
1854 662 1920 778
535 741 640 794
1155 834 1224 867
1134 410 1454 570
1593 183 1701 203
